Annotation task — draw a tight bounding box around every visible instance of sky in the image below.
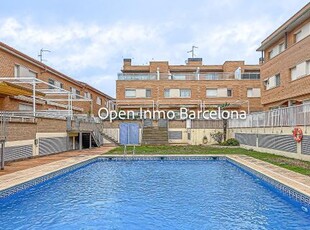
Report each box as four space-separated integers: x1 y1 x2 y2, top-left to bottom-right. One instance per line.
0 0 309 97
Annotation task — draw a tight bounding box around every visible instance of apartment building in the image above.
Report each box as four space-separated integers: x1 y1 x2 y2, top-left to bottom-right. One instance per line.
0 42 113 116
116 58 262 117
257 3 310 109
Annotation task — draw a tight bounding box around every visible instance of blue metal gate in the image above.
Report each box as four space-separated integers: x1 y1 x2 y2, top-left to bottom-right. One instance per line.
119 123 139 145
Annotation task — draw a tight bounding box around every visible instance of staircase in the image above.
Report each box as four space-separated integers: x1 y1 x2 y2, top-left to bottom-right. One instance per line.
142 127 169 145
101 132 120 146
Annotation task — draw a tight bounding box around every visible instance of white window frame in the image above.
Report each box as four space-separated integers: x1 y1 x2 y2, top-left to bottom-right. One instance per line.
96 97 102 105
291 67 298 81
145 89 151 98
48 78 63 89
179 89 191 98
19 103 33 111
306 60 310 75
14 64 37 78
291 61 310 81
125 89 136 98
206 88 218 97
70 87 77 99
227 89 232 97
247 88 261 98
164 89 170 98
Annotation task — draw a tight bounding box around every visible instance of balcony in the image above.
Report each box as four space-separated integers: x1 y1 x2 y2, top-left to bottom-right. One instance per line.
117 73 157 80
118 72 260 80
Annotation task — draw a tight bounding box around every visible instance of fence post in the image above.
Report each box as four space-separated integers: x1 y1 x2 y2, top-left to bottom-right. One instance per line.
0 142 4 170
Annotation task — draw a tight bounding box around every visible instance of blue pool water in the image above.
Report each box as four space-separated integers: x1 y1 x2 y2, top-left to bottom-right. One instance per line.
0 160 309 229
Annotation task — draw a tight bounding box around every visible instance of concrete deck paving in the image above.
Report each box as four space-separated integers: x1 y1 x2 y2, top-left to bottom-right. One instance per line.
0 151 309 201
0 146 115 176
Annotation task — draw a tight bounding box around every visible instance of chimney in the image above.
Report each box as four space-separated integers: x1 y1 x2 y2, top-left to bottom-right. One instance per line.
123 58 132 68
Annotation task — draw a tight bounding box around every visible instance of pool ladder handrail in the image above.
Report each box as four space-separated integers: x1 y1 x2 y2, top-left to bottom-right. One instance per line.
123 145 136 156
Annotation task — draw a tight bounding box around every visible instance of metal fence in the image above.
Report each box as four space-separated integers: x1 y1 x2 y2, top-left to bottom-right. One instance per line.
229 104 310 128
118 72 260 81
0 110 72 121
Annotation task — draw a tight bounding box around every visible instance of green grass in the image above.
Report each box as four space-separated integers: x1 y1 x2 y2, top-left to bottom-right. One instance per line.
107 145 310 176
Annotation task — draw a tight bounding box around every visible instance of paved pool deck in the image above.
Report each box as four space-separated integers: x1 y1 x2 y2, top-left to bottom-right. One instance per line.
0 151 309 200
0 146 115 176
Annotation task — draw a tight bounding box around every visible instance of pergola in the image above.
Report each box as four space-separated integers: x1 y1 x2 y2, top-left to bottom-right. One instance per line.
0 77 92 118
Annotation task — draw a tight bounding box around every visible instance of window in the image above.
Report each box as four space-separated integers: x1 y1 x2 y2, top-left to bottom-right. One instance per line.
146 89 151 98
48 78 63 89
164 89 170 98
70 87 79 99
265 74 280 90
295 22 310 43
180 89 191 98
295 31 302 42
48 79 55 89
227 89 232 97
164 89 190 98
291 61 310 81
278 43 285 53
125 89 136 98
84 92 91 99
268 42 285 60
96 97 102 105
14 65 20 77
291 67 297 81
19 103 33 111
206 89 217 97
14 64 37 78
247 88 261 97
269 50 274 59
125 89 152 98
275 74 280 87
213 88 230 97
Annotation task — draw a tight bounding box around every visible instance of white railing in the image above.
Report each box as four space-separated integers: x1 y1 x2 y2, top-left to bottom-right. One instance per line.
229 103 310 128
0 110 72 121
118 72 260 81
102 128 119 142
118 73 157 80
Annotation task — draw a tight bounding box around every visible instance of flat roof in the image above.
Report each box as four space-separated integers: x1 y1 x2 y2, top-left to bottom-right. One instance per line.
257 3 310 51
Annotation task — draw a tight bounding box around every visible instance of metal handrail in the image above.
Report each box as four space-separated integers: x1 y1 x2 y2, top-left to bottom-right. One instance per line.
118 72 260 81
229 103 310 128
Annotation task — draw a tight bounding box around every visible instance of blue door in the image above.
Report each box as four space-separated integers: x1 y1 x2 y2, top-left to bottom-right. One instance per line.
119 123 139 145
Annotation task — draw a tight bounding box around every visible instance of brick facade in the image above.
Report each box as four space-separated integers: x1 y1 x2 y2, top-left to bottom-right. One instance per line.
0 42 113 115
116 58 262 113
258 3 310 108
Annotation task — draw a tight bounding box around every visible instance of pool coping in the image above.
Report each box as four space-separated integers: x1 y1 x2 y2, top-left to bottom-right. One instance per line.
0 154 309 206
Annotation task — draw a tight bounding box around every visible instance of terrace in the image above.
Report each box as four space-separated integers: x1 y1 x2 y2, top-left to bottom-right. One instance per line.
117 72 260 81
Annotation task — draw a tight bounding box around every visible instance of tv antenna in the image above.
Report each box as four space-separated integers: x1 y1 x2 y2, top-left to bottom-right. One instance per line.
38 48 51 62
187 45 198 58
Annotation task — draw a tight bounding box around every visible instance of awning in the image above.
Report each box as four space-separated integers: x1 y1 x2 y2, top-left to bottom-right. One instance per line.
0 81 45 97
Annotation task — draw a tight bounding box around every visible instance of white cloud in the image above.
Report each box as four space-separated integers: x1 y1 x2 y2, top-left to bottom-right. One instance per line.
0 14 280 96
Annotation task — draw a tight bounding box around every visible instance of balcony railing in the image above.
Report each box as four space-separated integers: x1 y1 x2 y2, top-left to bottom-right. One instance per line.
117 73 157 80
229 103 310 128
118 72 260 80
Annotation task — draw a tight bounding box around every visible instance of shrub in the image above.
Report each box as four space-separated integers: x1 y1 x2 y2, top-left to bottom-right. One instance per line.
210 131 223 144
220 138 240 146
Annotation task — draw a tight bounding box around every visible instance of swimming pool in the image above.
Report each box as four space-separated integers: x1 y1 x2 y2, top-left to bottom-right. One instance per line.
0 158 309 229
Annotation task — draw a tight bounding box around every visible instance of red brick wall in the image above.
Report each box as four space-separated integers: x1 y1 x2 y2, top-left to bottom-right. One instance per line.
260 35 310 107
116 79 263 112
0 47 111 115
